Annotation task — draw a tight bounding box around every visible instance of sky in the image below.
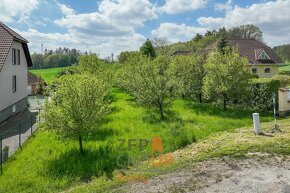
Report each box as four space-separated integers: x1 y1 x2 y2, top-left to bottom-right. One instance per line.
1 0 290 58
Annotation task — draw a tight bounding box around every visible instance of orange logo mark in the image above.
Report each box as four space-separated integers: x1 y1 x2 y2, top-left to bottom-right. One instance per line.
151 136 174 167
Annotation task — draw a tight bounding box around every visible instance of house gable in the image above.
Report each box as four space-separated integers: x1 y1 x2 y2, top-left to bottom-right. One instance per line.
0 22 32 71
228 39 284 65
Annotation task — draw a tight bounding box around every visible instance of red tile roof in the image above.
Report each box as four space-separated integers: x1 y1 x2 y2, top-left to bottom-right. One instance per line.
0 22 32 71
28 71 46 85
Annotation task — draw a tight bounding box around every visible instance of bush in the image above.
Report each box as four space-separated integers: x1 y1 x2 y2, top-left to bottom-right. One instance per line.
245 78 281 110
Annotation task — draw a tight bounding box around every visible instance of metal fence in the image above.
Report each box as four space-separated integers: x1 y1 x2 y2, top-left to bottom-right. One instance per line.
0 109 40 175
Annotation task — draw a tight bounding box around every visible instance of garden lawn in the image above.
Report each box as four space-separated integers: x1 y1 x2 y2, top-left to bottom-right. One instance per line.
0 88 272 193
29 67 68 85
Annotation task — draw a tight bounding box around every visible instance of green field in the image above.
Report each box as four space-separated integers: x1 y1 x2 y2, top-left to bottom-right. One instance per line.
279 63 290 72
29 67 68 85
0 87 273 193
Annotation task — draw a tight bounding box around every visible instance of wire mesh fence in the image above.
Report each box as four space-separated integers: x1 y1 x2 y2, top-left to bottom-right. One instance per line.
0 109 40 174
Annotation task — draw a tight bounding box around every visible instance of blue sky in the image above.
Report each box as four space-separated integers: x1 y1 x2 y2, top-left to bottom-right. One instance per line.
1 0 290 58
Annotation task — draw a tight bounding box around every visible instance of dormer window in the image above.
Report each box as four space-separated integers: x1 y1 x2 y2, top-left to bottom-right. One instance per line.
258 50 271 60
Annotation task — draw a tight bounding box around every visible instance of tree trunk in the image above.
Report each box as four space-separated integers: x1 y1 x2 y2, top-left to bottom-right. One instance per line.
198 93 202 103
223 95 227 111
79 134 84 156
159 105 164 120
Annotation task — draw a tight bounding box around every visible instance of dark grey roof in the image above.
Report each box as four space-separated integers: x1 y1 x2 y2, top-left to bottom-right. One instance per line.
172 51 193 56
0 22 32 71
228 39 284 64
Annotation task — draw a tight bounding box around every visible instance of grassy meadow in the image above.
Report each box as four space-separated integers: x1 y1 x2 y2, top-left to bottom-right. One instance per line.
279 63 290 72
0 86 273 193
29 67 68 85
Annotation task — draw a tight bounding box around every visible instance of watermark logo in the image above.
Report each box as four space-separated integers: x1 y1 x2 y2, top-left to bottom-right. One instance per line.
116 136 174 184
151 136 174 167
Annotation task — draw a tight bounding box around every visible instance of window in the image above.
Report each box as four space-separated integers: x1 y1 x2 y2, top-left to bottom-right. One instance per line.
12 75 16 93
12 48 16 65
265 68 271 74
252 68 257 74
258 50 271 60
17 49 20 65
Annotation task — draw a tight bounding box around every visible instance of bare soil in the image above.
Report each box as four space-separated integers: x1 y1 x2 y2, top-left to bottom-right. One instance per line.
115 155 290 193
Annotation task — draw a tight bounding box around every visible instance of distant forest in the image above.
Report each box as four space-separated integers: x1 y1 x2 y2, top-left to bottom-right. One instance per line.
30 47 82 69
273 45 290 63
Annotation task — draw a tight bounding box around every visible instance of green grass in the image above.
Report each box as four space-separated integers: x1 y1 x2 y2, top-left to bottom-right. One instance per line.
0 88 274 193
279 63 290 72
29 67 68 85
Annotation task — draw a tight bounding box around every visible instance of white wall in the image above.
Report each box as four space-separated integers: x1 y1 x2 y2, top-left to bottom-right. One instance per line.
0 41 28 111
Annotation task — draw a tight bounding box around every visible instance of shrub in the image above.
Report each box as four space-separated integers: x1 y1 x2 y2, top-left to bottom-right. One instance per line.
245 78 281 110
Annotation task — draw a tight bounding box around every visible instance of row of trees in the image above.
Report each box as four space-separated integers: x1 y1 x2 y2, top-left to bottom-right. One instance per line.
30 47 82 69
117 46 252 119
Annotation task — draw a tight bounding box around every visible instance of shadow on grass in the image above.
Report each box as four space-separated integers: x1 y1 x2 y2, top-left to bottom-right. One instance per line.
142 109 185 125
187 101 271 119
86 127 118 141
46 145 129 182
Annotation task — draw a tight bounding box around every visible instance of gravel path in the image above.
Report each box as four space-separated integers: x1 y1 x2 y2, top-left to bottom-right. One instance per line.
119 156 290 193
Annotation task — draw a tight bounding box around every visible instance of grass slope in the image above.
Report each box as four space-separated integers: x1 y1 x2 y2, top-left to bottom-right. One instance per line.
69 118 290 193
29 67 67 85
0 88 272 193
279 63 290 72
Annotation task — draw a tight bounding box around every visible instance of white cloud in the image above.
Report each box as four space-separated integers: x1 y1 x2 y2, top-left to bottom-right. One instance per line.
159 0 208 14
197 0 290 46
151 23 207 42
57 3 75 16
55 0 157 37
0 0 39 22
48 0 157 57
214 0 232 12
17 28 146 58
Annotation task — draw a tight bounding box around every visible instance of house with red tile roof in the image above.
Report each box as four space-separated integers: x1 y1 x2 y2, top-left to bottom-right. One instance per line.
0 22 33 123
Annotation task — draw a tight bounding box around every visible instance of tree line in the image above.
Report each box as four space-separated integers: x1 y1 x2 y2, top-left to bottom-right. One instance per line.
273 44 290 63
30 47 82 69
118 24 264 63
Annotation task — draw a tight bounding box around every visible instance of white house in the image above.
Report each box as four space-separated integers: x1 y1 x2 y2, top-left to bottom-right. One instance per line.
0 22 33 123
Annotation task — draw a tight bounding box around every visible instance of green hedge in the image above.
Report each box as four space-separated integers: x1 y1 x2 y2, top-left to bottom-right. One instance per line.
245 78 281 110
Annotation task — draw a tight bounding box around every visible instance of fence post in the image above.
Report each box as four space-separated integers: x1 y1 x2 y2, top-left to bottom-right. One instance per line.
1 135 3 175
31 115 33 135
19 124 22 149
38 109 41 123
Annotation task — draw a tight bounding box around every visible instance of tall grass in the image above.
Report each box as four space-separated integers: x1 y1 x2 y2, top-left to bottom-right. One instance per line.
0 87 272 193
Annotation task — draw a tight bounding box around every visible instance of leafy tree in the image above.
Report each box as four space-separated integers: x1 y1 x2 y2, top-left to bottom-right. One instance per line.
171 54 206 102
151 37 170 55
218 32 228 54
228 24 263 42
204 48 252 110
41 74 110 155
273 75 290 88
35 75 45 95
140 39 156 58
273 44 290 62
77 54 105 74
118 51 141 64
193 33 203 42
118 55 176 119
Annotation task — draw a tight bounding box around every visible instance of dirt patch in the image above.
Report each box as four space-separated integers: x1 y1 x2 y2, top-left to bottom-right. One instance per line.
115 156 290 193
